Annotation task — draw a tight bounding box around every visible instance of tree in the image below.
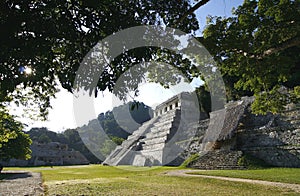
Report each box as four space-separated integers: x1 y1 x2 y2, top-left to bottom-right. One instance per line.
0 107 32 161
203 0 300 114
37 133 51 144
95 101 152 138
28 127 64 143
2 0 298 117
0 0 202 118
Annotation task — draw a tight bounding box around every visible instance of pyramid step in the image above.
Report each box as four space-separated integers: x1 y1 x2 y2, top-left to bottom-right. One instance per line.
150 124 173 133
158 110 179 120
124 116 161 142
126 134 141 141
159 112 177 119
142 143 165 150
144 130 170 140
153 118 175 126
103 116 162 166
143 136 167 145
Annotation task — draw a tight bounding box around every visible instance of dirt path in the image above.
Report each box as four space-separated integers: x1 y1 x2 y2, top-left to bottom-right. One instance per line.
166 170 300 193
0 171 44 196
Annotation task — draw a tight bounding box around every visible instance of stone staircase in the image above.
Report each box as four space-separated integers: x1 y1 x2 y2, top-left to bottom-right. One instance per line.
103 108 184 166
142 110 180 149
103 92 201 167
132 109 181 166
103 116 160 166
188 150 245 170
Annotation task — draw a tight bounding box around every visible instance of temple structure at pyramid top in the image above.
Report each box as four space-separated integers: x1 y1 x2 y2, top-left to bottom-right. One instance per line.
153 95 181 117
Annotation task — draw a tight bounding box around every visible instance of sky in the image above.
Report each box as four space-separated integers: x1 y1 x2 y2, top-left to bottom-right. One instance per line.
11 0 244 132
195 0 243 32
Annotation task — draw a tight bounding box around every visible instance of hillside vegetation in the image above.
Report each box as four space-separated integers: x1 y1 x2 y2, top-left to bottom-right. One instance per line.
27 102 152 163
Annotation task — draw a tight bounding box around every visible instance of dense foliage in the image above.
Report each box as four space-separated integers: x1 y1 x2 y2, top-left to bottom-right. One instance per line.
0 0 205 165
203 0 300 114
0 0 200 118
0 107 32 161
1 0 297 116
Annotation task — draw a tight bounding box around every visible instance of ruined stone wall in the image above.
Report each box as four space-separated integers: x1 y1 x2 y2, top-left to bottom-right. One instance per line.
186 99 300 169
236 105 300 167
1 142 89 166
188 150 244 170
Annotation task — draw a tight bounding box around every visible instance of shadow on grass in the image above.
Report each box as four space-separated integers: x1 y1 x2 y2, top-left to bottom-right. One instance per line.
0 171 32 180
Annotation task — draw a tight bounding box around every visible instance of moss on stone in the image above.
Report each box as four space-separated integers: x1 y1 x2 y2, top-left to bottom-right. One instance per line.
180 154 200 168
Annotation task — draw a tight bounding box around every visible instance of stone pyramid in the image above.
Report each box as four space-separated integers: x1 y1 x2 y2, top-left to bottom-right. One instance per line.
103 92 200 166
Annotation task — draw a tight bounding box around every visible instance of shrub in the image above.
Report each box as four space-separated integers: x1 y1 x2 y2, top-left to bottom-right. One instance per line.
180 154 200 168
238 154 270 169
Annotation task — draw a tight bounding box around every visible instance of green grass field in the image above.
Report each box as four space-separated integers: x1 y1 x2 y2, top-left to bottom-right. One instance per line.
3 165 300 195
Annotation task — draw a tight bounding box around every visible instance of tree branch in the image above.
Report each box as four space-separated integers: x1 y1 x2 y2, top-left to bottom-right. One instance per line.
262 36 300 57
229 36 300 60
176 0 211 27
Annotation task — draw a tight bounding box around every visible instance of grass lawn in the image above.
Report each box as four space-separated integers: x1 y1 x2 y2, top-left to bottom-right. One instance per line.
188 168 300 184
3 165 299 195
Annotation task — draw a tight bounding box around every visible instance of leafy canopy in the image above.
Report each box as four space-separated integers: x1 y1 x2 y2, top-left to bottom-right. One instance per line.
0 0 205 163
2 0 299 117
0 107 32 160
203 0 300 114
0 0 200 118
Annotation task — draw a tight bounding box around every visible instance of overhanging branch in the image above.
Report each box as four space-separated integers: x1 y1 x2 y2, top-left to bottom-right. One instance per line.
262 36 300 57
175 0 211 27
229 36 300 60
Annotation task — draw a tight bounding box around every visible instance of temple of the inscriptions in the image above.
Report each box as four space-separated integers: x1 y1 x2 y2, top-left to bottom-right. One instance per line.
104 92 300 168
